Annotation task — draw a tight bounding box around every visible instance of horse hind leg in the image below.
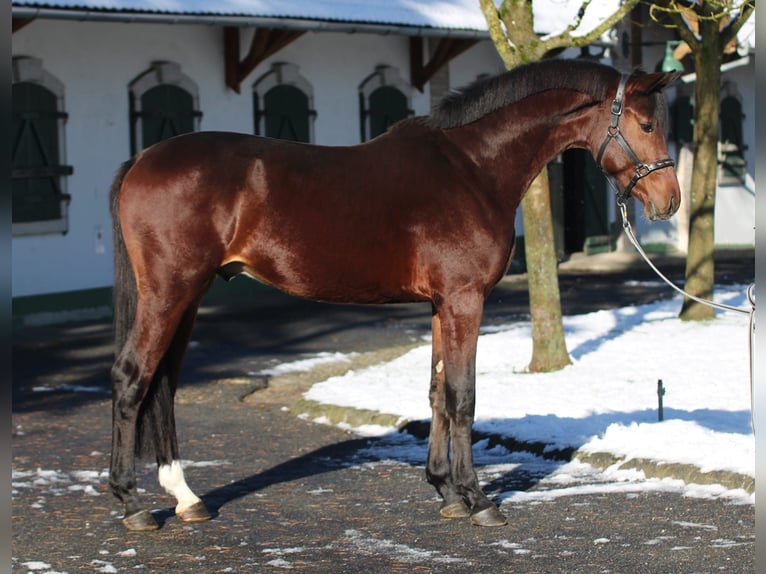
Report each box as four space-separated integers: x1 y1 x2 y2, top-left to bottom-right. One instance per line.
154 304 210 523
110 299 208 530
110 317 170 531
158 460 208 522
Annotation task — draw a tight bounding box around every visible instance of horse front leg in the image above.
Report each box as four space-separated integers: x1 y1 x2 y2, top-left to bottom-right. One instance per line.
426 308 470 519
439 292 507 527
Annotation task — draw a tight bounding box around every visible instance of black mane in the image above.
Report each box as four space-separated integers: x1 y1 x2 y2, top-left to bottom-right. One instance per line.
428 59 618 129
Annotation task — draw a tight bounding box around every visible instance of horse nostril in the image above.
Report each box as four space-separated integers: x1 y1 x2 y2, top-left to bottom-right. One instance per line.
648 201 658 220
668 193 679 216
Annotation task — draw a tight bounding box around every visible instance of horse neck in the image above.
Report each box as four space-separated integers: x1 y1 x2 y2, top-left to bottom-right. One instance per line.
444 90 604 201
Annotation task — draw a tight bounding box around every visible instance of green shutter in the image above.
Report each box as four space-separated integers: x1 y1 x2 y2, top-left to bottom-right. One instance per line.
262 84 311 143
673 96 694 146
12 82 71 224
561 148 609 255
719 96 746 183
139 84 197 149
368 86 409 138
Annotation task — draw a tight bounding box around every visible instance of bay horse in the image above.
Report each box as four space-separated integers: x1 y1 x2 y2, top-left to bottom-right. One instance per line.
108 59 681 531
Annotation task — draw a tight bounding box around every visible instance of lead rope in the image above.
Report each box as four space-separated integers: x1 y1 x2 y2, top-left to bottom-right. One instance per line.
617 201 756 431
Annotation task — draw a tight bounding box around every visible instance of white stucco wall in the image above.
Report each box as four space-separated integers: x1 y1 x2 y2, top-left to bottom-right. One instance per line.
11 19 500 298
634 53 755 250
11 18 754 301
712 56 756 246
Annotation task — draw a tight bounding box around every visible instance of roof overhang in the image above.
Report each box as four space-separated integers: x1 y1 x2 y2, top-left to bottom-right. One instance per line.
11 6 490 39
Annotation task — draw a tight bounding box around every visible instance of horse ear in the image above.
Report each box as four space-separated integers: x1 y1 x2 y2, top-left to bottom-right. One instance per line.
633 71 681 94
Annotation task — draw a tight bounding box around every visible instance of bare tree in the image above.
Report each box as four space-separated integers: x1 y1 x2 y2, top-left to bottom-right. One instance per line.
478 0 639 371
649 0 754 321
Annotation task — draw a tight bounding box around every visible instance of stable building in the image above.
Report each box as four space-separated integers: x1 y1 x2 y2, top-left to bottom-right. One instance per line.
11 1 755 327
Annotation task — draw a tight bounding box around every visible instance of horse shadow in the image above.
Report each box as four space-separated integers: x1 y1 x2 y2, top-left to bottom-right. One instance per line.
152 403 751 527
151 434 383 526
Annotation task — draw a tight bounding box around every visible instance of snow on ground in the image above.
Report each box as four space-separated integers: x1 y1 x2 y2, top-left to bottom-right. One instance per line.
300 284 754 497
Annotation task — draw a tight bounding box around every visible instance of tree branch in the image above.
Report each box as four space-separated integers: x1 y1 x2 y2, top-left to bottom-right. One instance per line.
649 1 701 51
478 0 518 68
719 0 754 47
560 0 595 37
544 0 640 52
651 0 753 54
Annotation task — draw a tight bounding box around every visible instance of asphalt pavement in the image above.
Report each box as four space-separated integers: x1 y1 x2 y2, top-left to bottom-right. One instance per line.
12 249 755 573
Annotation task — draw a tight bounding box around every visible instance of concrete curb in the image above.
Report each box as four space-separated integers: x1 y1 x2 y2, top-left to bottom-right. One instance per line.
246 343 754 496
240 342 423 408
294 395 756 495
574 451 754 494
291 397 407 430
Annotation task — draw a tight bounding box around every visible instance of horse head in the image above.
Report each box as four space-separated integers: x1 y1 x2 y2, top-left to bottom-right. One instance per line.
595 70 682 221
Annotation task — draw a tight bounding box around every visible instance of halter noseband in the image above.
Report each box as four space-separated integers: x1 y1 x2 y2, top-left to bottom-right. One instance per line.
596 73 675 205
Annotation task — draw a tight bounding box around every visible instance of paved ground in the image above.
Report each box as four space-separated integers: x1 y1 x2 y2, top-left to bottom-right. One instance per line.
12 250 755 572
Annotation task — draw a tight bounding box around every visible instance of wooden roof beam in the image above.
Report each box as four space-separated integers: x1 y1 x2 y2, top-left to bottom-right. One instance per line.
224 26 305 93
13 17 35 33
410 36 478 92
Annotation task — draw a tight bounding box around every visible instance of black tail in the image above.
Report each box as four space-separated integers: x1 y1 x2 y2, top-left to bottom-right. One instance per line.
110 159 137 356
110 159 178 462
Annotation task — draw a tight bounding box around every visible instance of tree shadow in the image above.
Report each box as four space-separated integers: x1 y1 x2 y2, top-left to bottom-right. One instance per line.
565 282 750 361
11 293 433 414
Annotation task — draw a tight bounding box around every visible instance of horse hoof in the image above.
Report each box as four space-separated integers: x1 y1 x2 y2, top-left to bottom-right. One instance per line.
470 506 507 527
439 500 471 519
122 509 159 531
177 501 212 523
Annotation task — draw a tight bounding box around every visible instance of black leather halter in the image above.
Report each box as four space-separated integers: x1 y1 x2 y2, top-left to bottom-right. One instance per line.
596 73 675 205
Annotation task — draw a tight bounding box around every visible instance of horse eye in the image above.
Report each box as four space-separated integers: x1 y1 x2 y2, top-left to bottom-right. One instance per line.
641 123 654 133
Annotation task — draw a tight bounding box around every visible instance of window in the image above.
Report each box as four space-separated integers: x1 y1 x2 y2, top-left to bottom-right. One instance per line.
671 82 748 186
359 66 413 141
253 63 315 142
718 86 746 185
129 61 201 154
670 94 694 146
12 57 72 236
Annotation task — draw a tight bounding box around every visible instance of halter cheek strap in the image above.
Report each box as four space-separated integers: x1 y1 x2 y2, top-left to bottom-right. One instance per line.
596 73 675 205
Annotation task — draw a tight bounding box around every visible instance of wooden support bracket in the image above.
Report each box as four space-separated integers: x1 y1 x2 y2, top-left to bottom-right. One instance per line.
13 18 35 33
224 26 305 93
410 36 478 93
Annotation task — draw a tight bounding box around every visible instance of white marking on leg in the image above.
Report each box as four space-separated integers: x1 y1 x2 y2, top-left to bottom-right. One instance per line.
158 461 202 514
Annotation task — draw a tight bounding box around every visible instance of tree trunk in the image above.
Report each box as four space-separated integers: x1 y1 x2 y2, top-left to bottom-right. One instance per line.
522 168 571 372
679 18 722 321
477 0 640 372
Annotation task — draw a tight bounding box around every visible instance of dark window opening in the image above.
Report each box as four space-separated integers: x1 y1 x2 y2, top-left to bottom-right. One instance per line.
132 84 200 152
257 84 314 142
359 66 413 142
718 95 746 184
129 62 201 154
12 81 72 229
